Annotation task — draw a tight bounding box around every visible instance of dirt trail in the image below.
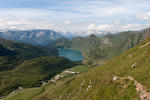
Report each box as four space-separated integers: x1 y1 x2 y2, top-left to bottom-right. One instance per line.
113 76 150 100
139 42 150 49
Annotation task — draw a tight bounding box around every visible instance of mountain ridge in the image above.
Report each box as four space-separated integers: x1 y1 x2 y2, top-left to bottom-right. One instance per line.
0 30 63 45
48 28 150 65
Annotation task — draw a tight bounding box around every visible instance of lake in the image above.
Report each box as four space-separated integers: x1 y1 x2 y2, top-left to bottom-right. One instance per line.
59 48 84 61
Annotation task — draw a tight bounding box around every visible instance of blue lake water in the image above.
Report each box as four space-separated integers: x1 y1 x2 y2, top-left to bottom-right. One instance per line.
59 48 84 61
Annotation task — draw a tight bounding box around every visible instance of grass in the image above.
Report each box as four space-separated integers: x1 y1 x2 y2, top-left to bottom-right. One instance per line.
1 65 91 100
0 56 77 97
5 37 149 100
2 37 150 100
1 75 76 100
3 87 44 100
68 65 91 73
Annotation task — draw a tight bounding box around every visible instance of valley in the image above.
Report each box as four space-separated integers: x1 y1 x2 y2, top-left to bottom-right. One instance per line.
1 33 150 100
0 28 150 100
48 28 150 65
1 0 150 99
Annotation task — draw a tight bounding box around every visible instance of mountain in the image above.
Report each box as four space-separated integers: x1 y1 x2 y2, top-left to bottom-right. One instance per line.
39 36 150 100
6 35 150 100
0 38 58 71
0 38 77 96
48 28 150 65
0 30 63 45
48 37 71 48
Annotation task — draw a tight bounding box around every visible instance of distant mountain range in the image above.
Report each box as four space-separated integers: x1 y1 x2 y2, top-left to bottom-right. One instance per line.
0 30 63 45
0 29 117 46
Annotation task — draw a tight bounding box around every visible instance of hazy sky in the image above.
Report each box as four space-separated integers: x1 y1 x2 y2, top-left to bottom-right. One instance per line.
0 0 150 33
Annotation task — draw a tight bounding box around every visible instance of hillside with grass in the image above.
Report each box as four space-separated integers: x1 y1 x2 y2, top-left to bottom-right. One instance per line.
0 38 77 97
7 37 150 100
0 38 57 71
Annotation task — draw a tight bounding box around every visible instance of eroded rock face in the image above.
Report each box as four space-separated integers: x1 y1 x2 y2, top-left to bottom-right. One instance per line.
132 62 138 68
127 54 133 59
101 38 112 45
113 76 119 81
134 81 150 100
86 81 93 91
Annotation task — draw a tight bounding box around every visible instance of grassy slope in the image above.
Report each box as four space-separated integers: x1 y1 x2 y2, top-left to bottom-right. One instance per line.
7 38 150 100
3 87 45 100
48 39 150 100
0 38 78 96
0 38 58 71
41 37 150 100
69 65 91 73
1 65 91 100
0 56 76 96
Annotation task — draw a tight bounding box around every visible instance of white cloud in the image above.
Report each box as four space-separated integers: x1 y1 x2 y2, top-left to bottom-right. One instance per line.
115 20 121 25
88 23 95 30
65 21 71 25
146 23 150 27
0 18 54 30
97 24 112 31
88 24 113 31
0 0 150 33
122 24 142 30
138 12 150 20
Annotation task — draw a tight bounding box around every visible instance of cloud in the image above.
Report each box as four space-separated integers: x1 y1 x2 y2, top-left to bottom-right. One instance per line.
65 21 71 25
115 20 121 25
138 12 150 20
87 23 114 32
0 18 54 30
122 24 142 30
88 23 95 30
0 0 150 33
87 23 149 33
97 24 112 31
